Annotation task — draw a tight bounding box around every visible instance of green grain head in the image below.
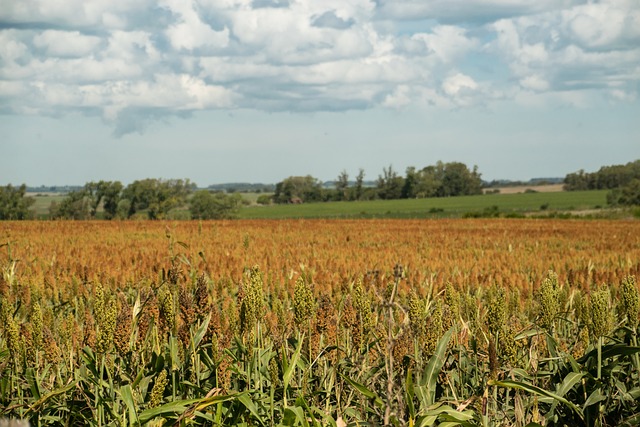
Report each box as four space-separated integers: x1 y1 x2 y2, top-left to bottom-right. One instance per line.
148 370 169 409
537 271 560 331
589 287 613 340
486 285 506 337
619 276 639 328
293 276 315 328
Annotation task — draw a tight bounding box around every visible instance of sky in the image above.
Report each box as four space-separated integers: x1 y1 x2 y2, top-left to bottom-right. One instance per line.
1 0 639 187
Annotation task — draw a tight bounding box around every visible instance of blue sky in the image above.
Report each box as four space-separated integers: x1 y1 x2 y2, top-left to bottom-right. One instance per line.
1 0 639 186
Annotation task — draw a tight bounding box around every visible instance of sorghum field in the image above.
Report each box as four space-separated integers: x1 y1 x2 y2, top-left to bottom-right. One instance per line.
1 219 639 426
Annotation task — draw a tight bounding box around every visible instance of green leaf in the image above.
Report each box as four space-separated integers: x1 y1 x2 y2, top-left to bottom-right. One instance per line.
421 327 455 406
283 334 304 398
583 389 606 408
25 380 77 416
25 367 41 401
119 385 138 426
284 406 309 427
138 399 200 423
489 379 584 422
339 373 385 410
579 344 640 363
237 392 265 425
619 412 640 426
555 372 584 397
192 312 212 350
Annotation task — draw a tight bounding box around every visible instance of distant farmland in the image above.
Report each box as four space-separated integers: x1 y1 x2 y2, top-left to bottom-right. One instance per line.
238 189 609 219
27 188 613 220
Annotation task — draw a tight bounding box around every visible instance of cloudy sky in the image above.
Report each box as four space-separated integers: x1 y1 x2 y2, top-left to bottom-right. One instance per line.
1 0 639 186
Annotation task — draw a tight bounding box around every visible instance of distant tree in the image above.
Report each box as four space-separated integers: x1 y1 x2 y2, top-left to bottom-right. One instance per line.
189 190 242 219
335 170 350 201
376 165 404 200
565 160 640 191
416 164 444 198
50 190 91 220
563 170 589 191
120 178 194 219
85 180 123 219
354 169 365 200
0 184 35 220
402 167 419 198
116 199 131 219
440 162 482 197
608 178 640 206
274 176 323 204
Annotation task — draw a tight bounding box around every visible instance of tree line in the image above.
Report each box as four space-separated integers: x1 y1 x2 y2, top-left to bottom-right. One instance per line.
0 179 243 220
271 161 483 204
2 159 640 220
564 160 640 206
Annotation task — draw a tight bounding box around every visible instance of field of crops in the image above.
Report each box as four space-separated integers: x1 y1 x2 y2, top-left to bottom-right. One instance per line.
1 219 639 426
238 190 609 219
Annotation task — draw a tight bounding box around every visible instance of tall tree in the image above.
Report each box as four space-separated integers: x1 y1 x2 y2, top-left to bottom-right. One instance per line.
0 184 35 220
120 178 194 219
440 162 482 197
85 181 123 219
335 170 350 201
355 169 365 200
274 176 323 204
376 165 404 200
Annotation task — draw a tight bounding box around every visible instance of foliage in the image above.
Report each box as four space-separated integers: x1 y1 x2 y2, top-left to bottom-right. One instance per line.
256 194 273 205
376 165 405 200
607 178 640 206
189 191 242 219
0 184 35 220
273 176 324 204
565 159 640 191
49 189 92 220
120 178 195 219
85 181 123 219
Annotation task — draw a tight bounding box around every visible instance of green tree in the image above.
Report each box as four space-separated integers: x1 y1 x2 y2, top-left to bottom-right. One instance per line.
402 167 418 198
50 190 91 220
376 165 404 200
0 184 35 220
335 170 350 201
416 164 444 198
273 176 323 204
354 168 365 200
85 181 123 219
189 191 242 219
120 178 194 219
608 178 640 206
440 162 482 197
563 169 589 191
565 160 640 191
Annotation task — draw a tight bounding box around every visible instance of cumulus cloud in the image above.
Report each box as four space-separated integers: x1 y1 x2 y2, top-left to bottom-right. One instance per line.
375 0 583 23
490 0 640 97
0 0 638 135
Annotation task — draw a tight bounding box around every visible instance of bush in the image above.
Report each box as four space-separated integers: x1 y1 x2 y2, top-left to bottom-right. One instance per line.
256 195 272 205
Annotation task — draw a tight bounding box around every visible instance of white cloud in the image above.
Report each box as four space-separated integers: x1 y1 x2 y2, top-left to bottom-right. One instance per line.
33 30 102 57
375 0 582 23
0 0 639 135
412 25 478 63
162 0 230 50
